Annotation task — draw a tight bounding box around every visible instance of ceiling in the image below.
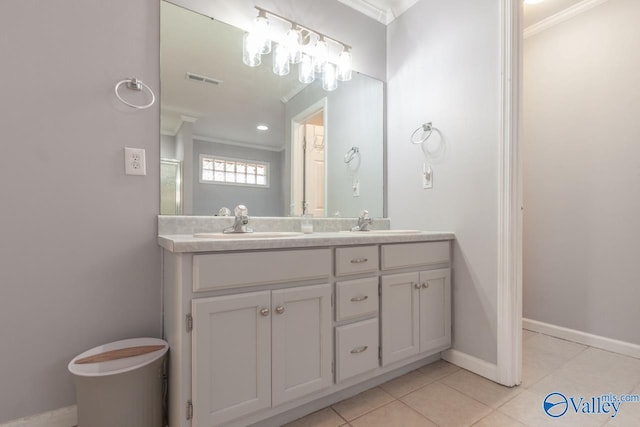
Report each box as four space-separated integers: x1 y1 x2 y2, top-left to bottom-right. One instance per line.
336 0 588 27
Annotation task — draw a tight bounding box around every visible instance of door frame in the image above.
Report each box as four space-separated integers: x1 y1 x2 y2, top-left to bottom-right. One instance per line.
496 0 523 386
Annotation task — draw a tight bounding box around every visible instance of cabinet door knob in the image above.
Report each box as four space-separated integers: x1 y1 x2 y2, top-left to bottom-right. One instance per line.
350 295 369 302
259 308 270 317
422 283 429 289
350 346 368 354
275 305 285 315
414 282 421 289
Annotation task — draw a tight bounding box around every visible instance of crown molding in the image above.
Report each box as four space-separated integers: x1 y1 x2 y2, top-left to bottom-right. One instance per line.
524 0 610 39
192 134 285 152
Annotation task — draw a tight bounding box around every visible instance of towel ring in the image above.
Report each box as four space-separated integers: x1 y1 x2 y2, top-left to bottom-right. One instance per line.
115 78 155 110
344 147 359 163
411 122 433 144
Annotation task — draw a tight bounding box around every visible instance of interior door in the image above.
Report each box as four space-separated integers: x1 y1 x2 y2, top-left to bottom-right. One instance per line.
304 124 325 217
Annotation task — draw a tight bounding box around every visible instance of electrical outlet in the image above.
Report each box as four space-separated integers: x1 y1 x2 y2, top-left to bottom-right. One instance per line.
125 147 146 176
423 163 433 189
352 180 360 197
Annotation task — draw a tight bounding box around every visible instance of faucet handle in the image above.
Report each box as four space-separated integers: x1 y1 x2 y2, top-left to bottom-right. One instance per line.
360 210 370 219
234 205 248 217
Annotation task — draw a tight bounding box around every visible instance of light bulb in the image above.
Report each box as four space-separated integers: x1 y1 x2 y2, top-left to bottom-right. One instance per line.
313 37 328 73
298 54 315 84
337 48 352 81
322 62 338 91
273 43 290 76
242 32 261 67
285 27 302 64
253 13 271 55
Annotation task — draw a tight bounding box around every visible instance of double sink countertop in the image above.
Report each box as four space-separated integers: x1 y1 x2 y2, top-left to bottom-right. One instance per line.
158 230 455 253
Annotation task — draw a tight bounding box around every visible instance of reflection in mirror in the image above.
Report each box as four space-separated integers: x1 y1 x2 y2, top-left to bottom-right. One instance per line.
160 1 384 217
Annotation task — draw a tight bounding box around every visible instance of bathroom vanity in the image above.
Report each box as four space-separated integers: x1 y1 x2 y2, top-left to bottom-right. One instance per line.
159 225 454 427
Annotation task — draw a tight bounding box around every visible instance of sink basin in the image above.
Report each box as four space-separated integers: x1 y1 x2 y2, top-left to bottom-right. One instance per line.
340 229 421 234
193 231 304 239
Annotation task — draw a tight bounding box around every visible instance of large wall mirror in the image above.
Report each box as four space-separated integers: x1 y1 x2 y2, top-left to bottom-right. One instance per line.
160 1 385 217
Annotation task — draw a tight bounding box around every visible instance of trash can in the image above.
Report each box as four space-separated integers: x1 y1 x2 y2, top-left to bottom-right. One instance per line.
68 337 169 427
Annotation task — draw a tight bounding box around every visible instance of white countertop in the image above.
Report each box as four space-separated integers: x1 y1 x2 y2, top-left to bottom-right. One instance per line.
158 231 455 253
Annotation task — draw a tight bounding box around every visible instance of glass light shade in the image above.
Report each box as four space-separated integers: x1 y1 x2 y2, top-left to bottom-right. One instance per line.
337 49 352 81
313 38 328 73
322 62 338 91
253 15 271 54
273 43 290 76
285 28 302 64
298 54 315 84
242 32 261 67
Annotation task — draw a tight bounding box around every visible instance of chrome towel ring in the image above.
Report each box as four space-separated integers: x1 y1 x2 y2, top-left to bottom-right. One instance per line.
411 122 433 144
344 146 359 163
115 78 155 110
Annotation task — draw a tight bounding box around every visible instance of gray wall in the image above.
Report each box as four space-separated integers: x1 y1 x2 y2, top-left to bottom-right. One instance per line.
0 0 160 422
192 140 285 216
284 74 385 218
523 0 640 344
387 0 501 364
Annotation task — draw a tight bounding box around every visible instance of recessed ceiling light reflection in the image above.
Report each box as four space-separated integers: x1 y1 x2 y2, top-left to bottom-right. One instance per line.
256 124 269 131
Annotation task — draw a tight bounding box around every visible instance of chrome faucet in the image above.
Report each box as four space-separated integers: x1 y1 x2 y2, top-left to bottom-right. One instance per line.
351 210 373 231
223 205 254 234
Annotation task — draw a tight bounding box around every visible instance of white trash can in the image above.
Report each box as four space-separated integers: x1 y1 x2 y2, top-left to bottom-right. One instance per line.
68 337 169 427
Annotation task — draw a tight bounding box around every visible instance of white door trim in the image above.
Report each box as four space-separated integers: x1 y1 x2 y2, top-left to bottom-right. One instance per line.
496 0 523 387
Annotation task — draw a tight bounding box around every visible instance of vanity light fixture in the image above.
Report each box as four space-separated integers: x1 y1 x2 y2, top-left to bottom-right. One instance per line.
242 6 353 91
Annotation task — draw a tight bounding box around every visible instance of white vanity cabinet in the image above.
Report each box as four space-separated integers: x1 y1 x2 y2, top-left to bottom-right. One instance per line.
191 284 332 426
380 241 451 366
160 234 453 427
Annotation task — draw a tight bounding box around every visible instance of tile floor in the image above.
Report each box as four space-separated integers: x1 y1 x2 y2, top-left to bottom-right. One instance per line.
284 330 640 427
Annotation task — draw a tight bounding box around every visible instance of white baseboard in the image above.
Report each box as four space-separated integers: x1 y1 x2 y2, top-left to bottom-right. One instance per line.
442 348 498 383
523 318 640 359
0 406 76 427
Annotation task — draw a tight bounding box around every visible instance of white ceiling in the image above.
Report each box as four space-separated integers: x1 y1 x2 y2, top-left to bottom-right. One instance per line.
523 0 586 28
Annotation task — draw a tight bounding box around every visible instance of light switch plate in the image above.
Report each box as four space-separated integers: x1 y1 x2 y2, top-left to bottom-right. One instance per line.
423 163 433 189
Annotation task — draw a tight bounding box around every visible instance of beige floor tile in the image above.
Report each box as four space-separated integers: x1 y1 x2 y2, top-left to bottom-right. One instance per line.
350 401 436 427
441 369 523 408
401 382 491 427
418 359 460 382
472 411 528 427
331 387 395 421
521 355 555 388
523 334 587 366
283 407 346 427
379 370 433 398
557 348 640 395
499 390 607 427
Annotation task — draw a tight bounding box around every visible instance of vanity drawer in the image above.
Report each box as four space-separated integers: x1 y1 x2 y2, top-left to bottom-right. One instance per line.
335 246 378 276
336 277 379 321
193 249 331 292
381 241 449 271
335 318 379 383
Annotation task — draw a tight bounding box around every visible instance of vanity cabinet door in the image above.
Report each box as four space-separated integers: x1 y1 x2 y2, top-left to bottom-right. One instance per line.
419 268 451 354
381 272 420 366
192 291 271 426
271 283 333 406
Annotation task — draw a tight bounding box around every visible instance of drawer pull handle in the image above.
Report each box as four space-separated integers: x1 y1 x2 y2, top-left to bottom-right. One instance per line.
259 308 270 317
350 258 368 264
275 305 285 315
350 346 368 354
422 283 429 289
350 295 369 302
